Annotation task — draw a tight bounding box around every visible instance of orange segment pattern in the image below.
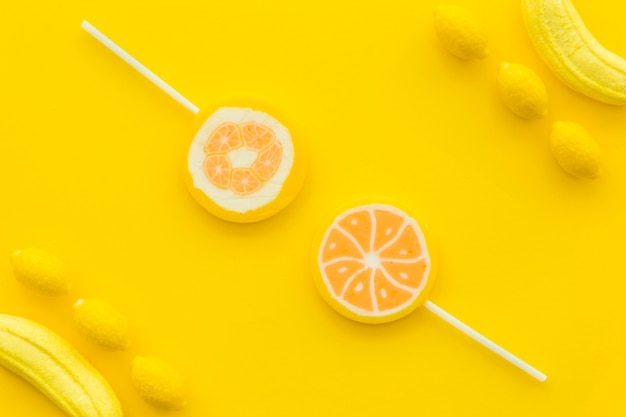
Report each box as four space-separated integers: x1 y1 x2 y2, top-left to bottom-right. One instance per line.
231 168 263 195
204 123 242 154
342 269 374 312
203 154 232 189
319 205 431 315
372 208 406 251
381 258 427 289
321 228 364 263
241 122 276 151
373 269 414 312
201 122 283 196
337 210 373 253
379 224 423 260
252 142 282 181
323 259 367 296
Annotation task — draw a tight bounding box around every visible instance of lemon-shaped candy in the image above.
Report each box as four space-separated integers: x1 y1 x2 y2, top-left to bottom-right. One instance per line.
434 4 488 60
550 121 601 179
11 248 71 295
497 62 548 119
131 356 187 411
73 299 130 350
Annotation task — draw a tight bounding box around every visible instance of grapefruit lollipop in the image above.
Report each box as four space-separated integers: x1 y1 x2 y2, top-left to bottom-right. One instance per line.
312 201 547 381
81 21 306 223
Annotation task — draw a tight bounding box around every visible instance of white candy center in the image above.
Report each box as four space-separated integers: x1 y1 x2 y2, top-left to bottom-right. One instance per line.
363 251 381 269
229 147 259 169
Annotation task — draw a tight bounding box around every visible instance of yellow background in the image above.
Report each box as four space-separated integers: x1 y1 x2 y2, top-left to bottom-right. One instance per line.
0 0 625 415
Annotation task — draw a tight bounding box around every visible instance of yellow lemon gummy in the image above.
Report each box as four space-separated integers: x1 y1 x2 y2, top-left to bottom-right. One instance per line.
434 4 488 60
131 356 187 411
10 248 72 295
497 62 548 119
550 121 601 179
73 299 130 350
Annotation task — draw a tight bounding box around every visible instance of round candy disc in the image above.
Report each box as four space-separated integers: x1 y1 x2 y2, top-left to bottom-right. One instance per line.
312 202 436 324
185 107 307 223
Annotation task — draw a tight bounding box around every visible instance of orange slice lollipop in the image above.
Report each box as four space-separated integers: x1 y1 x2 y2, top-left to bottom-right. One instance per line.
186 107 307 223
312 201 547 381
313 202 436 324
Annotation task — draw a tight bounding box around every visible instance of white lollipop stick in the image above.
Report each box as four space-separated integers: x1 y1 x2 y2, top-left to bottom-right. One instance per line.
81 20 200 114
423 300 547 382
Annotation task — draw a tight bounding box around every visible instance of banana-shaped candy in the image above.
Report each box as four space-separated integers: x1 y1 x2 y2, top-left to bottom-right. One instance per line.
522 0 626 105
0 314 123 417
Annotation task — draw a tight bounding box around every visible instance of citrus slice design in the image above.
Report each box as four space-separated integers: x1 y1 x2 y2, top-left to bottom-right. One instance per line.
241 122 276 151
204 122 242 154
185 107 307 223
252 142 282 181
312 203 435 324
231 168 263 195
203 154 231 189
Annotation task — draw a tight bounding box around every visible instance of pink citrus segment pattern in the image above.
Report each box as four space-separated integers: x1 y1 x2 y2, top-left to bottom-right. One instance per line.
252 142 283 181
230 168 263 195
204 123 243 154
241 122 276 151
203 154 232 189
319 205 431 316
